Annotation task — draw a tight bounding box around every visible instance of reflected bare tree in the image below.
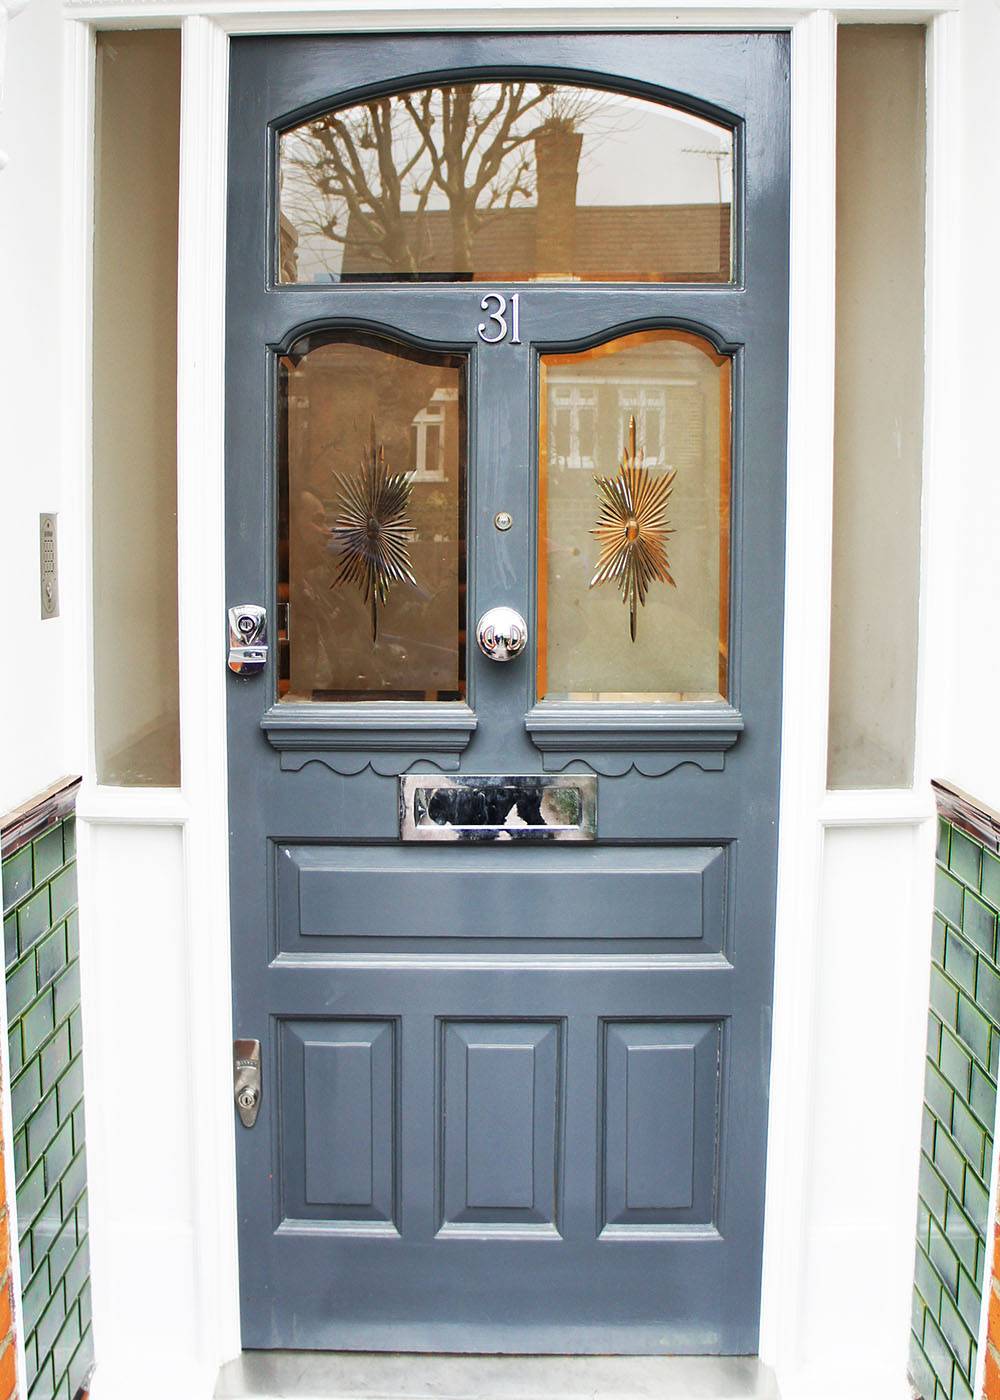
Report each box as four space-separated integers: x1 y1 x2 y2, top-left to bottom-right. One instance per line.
280 83 608 277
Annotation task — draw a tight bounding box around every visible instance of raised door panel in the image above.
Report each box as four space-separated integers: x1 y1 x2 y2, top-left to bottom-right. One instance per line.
439 1020 562 1235
601 1020 722 1233
276 844 727 955
279 1019 398 1232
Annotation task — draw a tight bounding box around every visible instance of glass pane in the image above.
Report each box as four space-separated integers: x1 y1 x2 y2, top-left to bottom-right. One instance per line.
278 83 733 284
278 334 466 702
827 26 925 789
93 31 182 785
538 331 730 702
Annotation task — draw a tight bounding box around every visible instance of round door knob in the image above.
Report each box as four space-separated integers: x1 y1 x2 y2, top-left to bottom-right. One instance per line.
476 607 528 662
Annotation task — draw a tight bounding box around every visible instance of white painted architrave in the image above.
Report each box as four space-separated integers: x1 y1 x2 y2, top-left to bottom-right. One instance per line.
0 0 31 168
758 10 837 1383
56 4 954 1397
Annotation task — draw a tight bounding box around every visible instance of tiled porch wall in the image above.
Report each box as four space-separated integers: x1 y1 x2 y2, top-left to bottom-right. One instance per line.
909 791 1000 1400
2 787 93 1400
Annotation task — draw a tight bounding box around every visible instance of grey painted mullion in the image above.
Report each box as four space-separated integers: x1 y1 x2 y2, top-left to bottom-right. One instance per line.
467 341 536 769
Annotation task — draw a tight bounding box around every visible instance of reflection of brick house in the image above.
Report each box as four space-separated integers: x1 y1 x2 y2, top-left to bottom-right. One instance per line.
288 124 731 282
338 202 732 282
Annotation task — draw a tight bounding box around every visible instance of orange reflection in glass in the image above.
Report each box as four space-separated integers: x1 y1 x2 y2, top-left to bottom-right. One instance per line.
538 329 731 702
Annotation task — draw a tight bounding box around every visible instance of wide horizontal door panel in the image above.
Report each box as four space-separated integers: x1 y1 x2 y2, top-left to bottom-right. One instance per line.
276 844 726 955
439 1020 562 1236
601 1020 722 1234
278 1018 398 1232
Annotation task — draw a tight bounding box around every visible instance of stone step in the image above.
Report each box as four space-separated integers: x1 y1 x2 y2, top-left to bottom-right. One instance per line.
214 1352 779 1400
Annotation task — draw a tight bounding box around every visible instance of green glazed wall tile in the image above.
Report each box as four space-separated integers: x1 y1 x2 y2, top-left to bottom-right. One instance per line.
976 958 1000 1026
963 894 997 960
17 890 50 958
944 1195 979 1275
951 1098 985 1173
48 867 76 925
2 846 33 914
936 868 965 929
962 1165 989 1229
983 852 1000 912
957 994 991 1066
909 1334 936 1400
956 1267 981 1333
922 1312 954 1394
40 1025 71 1093
23 992 55 1060
932 917 947 965
13 1061 43 1132
925 1061 954 1127
928 1217 960 1297
928 1012 943 1062
945 931 977 996
932 970 961 1032
937 820 952 866
915 1243 943 1311
31 829 63 886
5 913 18 970
26 1094 58 1169
7 956 37 1020
938 1290 973 1379
36 927 67 993
939 1030 972 1097
953 1367 975 1400
950 830 983 889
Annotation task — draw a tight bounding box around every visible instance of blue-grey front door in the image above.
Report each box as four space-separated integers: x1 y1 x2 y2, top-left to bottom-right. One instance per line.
226 32 789 1354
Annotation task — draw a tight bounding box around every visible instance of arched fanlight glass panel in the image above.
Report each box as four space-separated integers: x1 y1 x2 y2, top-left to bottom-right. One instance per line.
277 83 734 284
277 333 467 702
538 329 732 701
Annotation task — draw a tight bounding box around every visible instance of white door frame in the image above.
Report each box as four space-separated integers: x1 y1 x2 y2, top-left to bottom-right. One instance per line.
57 2 962 1394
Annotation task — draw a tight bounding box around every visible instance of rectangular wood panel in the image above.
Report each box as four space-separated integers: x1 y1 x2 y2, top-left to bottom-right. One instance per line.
280 1019 397 1230
601 1021 722 1232
277 844 726 955
439 1021 562 1234
304 1041 375 1206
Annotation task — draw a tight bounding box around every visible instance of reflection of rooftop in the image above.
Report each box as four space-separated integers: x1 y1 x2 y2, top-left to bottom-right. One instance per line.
333 204 731 282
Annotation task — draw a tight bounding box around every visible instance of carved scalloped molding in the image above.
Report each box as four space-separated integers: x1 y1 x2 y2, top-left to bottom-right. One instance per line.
0 0 32 170
279 752 459 775
540 751 725 778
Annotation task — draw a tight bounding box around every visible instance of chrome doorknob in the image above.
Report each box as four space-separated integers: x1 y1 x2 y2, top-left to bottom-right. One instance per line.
476 607 528 662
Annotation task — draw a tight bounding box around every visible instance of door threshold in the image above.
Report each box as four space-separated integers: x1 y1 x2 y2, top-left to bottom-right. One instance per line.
214 1352 779 1400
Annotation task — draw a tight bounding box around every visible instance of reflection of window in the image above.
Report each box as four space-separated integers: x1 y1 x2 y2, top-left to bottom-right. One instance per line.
619 387 668 466
550 387 597 470
549 379 703 472
410 388 457 481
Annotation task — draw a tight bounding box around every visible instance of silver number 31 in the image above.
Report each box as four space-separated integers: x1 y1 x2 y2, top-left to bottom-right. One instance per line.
477 292 522 345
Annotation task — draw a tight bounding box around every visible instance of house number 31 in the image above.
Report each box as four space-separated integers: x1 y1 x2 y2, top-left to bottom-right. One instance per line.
477 293 522 345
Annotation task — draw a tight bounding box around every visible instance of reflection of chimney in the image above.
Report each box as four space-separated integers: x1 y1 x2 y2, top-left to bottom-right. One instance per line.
533 124 582 278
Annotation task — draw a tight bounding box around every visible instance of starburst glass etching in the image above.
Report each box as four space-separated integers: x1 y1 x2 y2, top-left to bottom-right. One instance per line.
331 426 417 642
589 415 676 643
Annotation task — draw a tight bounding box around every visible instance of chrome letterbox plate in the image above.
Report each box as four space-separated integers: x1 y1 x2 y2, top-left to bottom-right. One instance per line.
399 774 596 842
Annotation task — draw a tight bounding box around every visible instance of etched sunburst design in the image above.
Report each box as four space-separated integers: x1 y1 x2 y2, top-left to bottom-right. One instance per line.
589 415 677 643
330 424 417 642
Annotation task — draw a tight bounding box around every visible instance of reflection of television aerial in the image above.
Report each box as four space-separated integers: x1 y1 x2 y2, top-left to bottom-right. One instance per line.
683 146 731 204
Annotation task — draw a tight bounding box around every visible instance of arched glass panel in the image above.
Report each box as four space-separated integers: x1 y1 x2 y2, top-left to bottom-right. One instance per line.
538 329 731 701
278 83 733 284
277 333 467 702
